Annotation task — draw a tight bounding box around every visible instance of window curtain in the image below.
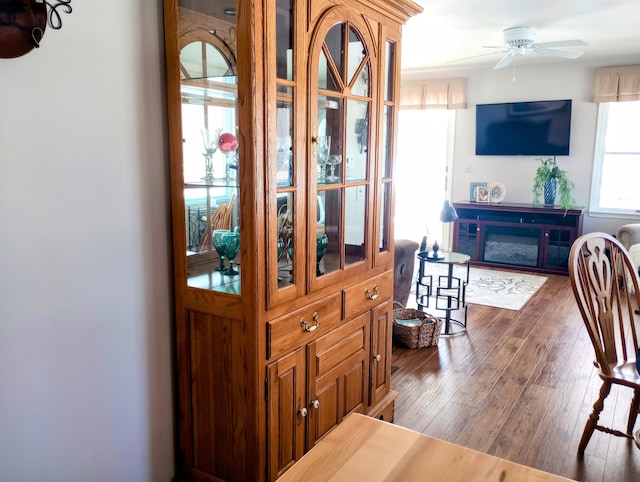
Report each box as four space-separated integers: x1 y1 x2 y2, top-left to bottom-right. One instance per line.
592 65 640 102
400 78 467 110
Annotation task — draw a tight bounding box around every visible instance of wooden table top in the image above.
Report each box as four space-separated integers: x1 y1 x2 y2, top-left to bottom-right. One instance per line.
278 413 574 481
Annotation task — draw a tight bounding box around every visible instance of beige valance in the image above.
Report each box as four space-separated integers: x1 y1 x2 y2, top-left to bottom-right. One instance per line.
592 65 640 103
400 78 467 110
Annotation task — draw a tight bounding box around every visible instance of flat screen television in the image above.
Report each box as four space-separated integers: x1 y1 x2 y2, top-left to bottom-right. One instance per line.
476 99 572 156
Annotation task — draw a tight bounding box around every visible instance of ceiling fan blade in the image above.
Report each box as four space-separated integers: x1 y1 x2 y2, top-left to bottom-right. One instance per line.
493 53 514 70
482 45 505 49
533 39 588 49
534 48 584 59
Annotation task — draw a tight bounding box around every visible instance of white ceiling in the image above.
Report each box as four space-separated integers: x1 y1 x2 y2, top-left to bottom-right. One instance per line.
401 0 640 73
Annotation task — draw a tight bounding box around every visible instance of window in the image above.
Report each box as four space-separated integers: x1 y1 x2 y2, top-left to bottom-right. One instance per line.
590 100 640 216
395 109 455 245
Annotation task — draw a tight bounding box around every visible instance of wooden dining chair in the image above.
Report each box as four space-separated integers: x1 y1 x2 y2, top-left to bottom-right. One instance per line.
569 232 640 453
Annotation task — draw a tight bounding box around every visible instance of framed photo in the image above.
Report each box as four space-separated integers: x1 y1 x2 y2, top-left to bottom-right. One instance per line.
489 182 506 203
476 186 490 202
469 182 488 202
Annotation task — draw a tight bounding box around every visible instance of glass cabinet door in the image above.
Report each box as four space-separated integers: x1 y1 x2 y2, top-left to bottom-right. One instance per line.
378 40 397 257
268 0 306 306
178 2 241 293
310 15 375 290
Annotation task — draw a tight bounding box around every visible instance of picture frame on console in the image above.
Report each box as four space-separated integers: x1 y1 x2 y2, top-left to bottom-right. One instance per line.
476 186 490 203
469 182 487 202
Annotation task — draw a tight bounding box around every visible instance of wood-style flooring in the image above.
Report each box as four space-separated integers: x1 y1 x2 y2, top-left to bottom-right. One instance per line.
391 271 640 482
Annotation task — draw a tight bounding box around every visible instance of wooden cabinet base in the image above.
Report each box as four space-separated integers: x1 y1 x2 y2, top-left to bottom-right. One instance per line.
366 389 398 422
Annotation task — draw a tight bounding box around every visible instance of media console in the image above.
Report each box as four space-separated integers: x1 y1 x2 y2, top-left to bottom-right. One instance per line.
452 202 585 275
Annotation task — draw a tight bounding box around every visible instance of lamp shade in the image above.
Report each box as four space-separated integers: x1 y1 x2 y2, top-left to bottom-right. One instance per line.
440 200 459 223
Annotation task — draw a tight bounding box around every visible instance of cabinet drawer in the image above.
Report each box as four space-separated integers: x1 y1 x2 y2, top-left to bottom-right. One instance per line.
343 272 392 320
310 313 368 377
267 293 342 360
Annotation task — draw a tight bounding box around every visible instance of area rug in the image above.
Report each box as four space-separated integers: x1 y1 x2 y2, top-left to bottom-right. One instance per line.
410 264 548 311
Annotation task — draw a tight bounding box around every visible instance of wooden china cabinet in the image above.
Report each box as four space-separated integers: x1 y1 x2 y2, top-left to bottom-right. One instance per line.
163 0 421 480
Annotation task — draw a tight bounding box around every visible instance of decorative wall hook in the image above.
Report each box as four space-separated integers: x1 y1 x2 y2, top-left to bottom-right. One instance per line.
0 0 72 58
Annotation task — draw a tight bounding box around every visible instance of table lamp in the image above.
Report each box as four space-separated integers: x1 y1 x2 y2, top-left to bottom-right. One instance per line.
430 200 459 259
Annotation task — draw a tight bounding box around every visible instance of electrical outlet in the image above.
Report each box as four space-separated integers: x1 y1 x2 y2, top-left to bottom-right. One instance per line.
356 185 365 200
464 163 471 173
346 157 355 170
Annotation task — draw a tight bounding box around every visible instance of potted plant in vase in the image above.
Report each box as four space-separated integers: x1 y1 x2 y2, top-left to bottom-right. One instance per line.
532 157 575 209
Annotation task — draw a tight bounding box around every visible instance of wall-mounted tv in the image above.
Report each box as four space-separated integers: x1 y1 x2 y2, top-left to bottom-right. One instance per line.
476 99 572 156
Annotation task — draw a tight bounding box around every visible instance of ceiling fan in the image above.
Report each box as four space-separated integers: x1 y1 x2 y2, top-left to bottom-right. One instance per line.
483 27 588 70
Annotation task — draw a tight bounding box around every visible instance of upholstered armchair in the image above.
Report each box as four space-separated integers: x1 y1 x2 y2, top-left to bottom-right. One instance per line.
393 239 420 307
616 224 640 294
617 224 640 252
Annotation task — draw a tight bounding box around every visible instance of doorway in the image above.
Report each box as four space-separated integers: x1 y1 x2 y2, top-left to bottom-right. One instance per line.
394 109 455 248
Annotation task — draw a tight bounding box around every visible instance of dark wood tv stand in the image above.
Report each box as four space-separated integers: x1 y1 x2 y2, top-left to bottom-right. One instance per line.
451 202 585 275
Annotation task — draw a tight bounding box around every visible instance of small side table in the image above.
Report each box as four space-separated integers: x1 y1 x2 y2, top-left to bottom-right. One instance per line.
416 250 470 336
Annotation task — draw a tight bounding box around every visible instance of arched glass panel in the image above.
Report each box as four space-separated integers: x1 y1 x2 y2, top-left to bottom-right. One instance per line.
181 40 233 79
325 24 345 81
313 20 372 284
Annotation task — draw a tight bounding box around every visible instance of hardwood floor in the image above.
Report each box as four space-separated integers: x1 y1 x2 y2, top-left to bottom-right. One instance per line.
391 271 640 482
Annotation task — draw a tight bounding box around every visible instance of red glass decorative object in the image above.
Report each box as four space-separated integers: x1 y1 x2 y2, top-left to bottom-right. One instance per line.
218 133 238 152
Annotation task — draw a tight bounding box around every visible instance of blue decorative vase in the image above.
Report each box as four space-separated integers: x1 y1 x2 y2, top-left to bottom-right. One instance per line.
544 177 557 206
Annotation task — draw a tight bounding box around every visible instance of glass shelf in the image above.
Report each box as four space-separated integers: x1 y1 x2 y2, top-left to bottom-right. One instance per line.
188 265 241 293
185 180 238 189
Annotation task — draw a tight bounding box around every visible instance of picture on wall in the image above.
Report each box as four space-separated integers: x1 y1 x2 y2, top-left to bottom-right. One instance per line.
0 1 48 59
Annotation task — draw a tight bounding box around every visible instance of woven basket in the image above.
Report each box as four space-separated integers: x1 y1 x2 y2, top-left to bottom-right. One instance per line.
392 305 442 349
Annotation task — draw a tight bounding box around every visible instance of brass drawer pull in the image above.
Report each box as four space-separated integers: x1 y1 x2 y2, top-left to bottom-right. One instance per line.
300 312 320 332
364 285 379 300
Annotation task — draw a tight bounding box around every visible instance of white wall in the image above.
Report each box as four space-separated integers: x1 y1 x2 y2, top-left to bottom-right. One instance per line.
402 55 640 236
0 3 174 481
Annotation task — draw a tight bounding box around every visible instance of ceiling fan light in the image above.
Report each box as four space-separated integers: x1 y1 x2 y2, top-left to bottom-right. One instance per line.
503 27 537 48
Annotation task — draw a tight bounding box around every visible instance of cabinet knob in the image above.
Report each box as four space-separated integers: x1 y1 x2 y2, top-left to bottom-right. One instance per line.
364 285 379 300
374 354 381 362
311 124 318 153
298 407 308 417
300 312 320 332
311 399 320 409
